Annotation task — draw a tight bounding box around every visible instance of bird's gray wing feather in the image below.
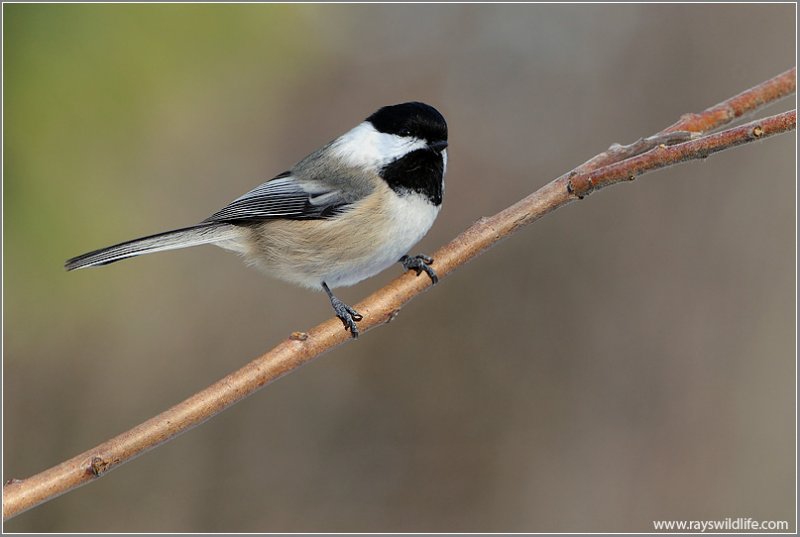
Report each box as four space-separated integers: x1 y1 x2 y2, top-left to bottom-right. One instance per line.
203 173 352 223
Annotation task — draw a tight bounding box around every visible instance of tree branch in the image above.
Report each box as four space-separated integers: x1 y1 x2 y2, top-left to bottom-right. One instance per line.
3 69 796 521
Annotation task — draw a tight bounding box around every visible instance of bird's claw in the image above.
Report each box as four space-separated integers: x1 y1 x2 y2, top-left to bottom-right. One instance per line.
330 296 362 338
400 254 438 284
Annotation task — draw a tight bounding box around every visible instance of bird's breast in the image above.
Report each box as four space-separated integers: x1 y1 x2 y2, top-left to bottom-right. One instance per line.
241 184 440 289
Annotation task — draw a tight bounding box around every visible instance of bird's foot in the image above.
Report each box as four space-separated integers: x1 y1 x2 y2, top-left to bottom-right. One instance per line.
400 254 438 284
322 281 363 339
330 296 363 338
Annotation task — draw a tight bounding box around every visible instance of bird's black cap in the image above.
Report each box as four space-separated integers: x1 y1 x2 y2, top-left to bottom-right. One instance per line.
366 102 448 144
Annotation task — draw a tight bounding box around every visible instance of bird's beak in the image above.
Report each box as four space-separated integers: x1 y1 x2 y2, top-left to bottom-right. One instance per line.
429 140 448 152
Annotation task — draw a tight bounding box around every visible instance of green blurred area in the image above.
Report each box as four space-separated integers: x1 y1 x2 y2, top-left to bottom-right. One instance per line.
5 3 315 321
3 3 796 533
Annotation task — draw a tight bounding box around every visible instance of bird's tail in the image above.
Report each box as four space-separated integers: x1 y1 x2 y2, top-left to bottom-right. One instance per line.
65 223 242 271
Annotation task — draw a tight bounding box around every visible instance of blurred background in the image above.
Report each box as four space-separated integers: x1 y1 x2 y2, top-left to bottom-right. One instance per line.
3 4 795 532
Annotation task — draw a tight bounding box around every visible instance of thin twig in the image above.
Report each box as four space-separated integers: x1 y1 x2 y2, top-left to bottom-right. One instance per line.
3 70 796 521
579 66 796 171
568 110 796 198
665 66 796 133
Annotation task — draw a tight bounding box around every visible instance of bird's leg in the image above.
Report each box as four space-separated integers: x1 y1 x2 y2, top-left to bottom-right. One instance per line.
322 281 363 339
400 254 438 284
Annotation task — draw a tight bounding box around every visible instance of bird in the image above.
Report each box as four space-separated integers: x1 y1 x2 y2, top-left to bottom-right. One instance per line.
65 101 449 338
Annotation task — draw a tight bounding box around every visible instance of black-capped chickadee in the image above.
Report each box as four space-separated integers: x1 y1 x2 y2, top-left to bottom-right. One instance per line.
65 102 448 338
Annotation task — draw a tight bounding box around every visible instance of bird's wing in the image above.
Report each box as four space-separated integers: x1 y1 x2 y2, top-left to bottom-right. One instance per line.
203 172 352 223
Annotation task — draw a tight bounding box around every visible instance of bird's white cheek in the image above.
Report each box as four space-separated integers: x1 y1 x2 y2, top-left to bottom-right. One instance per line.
331 122 427 169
